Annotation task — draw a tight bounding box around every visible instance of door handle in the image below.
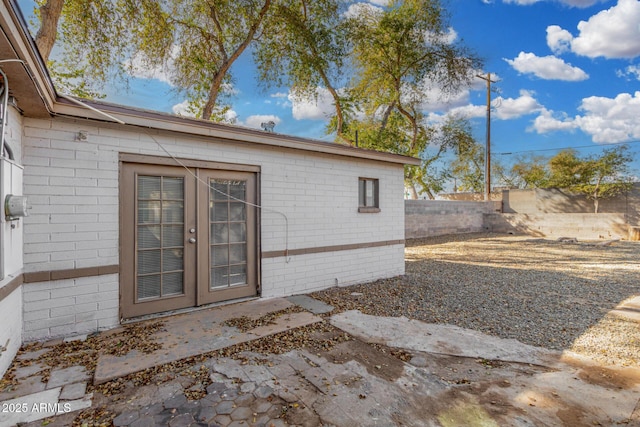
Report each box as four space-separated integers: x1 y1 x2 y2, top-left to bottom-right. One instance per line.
188 237 196 243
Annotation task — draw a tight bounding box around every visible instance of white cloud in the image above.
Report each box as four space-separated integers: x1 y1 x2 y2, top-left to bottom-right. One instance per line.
270 92 288 98
530 108 578 133
172 100 195 117
617 64 640 80
531 91 640 143
574 91 640 142
289 88 336 120
243 115 282 130
546 25 573 54
493 90 544 119
504 52 589 81
126 53 174 85
444 90 542 121
570 0 640 59
343 2 383 19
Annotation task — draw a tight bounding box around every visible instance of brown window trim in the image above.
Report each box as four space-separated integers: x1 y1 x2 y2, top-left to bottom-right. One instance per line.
22 265 119 283
119 153 261 173
358 207 381 213
262 239 404 259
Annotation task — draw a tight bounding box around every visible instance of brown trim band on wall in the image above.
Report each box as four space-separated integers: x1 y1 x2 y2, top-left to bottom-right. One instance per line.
23 265 120 284
0 274 23 303
261 239 405 259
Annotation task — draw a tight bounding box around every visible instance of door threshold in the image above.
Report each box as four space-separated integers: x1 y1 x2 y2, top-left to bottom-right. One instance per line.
121 296 260 325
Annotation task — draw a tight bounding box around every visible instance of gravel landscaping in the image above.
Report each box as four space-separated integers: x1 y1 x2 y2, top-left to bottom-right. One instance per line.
312 232 640 367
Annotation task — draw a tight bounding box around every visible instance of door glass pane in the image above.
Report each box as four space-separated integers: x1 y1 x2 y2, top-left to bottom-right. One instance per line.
163 272 184 296
229 223 246 243
163 201 184 223
229 244 246 264
211 266 229 288
209 178 248 289
138 250 161 275
136 175 185 301
138 201 161 224
163 177 184 199
212 223 228 244
212 202 228 222
138 275 161 299
163 249 183 272
212 246 229 266
229 203 246 221
138 176 161 199
229 264 247 286
162 225 183 247
138 226 161 249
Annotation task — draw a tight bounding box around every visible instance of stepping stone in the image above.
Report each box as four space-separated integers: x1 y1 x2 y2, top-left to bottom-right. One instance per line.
287 295 334 314
47 366 89 389
60 382 87 400
0 387 61 425
14 363 45 379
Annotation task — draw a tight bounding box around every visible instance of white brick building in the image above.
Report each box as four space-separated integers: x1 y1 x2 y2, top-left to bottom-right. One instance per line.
0 1 418 377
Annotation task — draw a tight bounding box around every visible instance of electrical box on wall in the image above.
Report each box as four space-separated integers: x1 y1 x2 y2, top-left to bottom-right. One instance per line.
5 194 28 220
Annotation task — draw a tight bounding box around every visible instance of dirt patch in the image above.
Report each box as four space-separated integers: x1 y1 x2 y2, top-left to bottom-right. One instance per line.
575 364 640 390
320 337 406 382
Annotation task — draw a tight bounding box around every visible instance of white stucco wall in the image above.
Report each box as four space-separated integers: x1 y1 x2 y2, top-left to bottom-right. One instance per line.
0 106 24 377
20 116 406 340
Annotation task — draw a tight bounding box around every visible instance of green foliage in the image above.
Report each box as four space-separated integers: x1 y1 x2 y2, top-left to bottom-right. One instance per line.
450 141 484 193
510 155 549 188
36 0 482 196
501 146 634 213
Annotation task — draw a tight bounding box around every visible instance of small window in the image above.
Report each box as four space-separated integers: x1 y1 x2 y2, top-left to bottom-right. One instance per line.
358 178 380 213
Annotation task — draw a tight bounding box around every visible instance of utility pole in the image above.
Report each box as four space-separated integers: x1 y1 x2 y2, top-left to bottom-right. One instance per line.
476 72 496 201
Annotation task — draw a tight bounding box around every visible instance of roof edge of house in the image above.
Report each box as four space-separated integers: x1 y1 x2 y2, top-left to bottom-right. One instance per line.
52 97 422 166
2 0 421 167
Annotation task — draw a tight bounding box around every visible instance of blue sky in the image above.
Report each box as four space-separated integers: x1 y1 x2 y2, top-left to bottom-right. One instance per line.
17 0 640 180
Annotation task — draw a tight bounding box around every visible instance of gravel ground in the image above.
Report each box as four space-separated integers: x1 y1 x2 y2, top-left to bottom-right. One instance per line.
312 233 640 367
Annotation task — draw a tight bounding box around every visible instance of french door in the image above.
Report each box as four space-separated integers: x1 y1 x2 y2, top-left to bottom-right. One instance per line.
120 162 258 319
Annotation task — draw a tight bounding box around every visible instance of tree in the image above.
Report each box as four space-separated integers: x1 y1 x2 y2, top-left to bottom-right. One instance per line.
255 0 352 142
344 0 482 197
510 154 549 189
447 116 483 192
547 146 633 213
33 0 276 120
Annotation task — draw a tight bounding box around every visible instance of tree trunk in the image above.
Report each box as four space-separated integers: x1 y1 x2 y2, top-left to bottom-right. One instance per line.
408 184 418 199
35 0 65 61
201 0 272 120
594 197 599 214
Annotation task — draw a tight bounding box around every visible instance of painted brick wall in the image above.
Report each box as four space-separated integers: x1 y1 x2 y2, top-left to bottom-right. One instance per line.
22 274 119 341
21 116 406 340
405 200 501 239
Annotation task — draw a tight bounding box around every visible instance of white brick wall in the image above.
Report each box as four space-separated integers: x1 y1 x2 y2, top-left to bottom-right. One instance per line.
21 116 407 340
22 274 119 341
261 244 405 298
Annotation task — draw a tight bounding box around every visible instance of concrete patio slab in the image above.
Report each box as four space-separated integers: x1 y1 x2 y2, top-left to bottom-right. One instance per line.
0 387 61 425
330 309 560 366
94 298 322 384
286 295 334 314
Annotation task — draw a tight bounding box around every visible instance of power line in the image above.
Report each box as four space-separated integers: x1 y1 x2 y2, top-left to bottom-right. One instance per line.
495 139 640 156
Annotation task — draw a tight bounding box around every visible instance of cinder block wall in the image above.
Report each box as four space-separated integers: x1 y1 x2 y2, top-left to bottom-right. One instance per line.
484 213 629 240
503 186 640 225
20 116 406 340
405 200 501 239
